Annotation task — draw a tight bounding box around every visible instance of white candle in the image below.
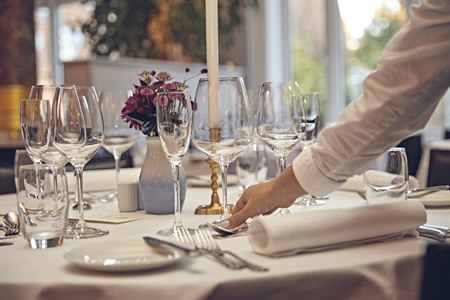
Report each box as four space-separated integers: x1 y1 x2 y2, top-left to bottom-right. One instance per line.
205 0 220 128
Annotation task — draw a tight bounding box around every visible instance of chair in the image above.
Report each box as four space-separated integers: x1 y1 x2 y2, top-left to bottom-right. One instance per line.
396 134 423 176
426 149 450 186
419 243 450 300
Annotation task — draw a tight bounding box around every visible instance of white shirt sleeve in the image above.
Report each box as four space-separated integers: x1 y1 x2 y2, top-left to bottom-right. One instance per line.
293 0 450 196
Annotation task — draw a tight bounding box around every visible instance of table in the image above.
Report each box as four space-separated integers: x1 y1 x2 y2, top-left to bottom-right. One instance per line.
1 168 449 300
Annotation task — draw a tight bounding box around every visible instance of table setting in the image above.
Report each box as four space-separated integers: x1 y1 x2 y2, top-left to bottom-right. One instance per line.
2 1 450 299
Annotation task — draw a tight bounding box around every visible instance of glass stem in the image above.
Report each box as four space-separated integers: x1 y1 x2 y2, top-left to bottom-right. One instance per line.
277 156 287 174
171 161 182 228
74 166 86 230
51 166 59 215
220 164 229 218
114 153 121 193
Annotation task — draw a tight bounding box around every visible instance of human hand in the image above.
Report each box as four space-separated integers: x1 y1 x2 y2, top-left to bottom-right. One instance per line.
223 166 306 228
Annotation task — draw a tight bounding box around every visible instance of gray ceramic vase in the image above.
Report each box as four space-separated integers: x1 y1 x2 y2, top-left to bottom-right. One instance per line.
138 137 186 214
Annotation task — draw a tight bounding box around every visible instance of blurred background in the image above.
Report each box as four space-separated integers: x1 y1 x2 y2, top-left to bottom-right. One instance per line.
1 0 449 191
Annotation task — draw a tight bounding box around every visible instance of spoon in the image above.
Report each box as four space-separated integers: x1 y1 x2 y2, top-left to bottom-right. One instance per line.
3 212 20 228
0 212 21 235
18 202 37 226
206 222 249 237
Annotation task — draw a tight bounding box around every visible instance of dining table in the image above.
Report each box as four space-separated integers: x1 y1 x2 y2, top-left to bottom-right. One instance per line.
0 166 449 300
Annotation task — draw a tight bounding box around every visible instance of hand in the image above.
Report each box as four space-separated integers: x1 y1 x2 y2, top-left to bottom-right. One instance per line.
224 166 306 228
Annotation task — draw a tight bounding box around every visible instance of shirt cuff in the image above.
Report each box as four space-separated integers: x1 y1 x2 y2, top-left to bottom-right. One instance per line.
292 147 344 196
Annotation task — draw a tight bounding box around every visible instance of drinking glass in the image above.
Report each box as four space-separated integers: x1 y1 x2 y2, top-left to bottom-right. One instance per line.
17 164 69 249
192 77 253 223
99 90 138 200
295 92 327 206
155 91 192 236
364 147 409 204
54 85 108 238
256 81 305 214
27 85 69 170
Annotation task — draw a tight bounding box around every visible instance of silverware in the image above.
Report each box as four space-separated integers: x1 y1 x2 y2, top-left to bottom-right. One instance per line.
196 229 268 272
407 185 449 198
144 233 241 270
0 242 14 247
0 212 20 236
143 236 199 256
421 224 450 238
205 222 249 237
356 185 449 200
417 225 447 242
175 227 242 270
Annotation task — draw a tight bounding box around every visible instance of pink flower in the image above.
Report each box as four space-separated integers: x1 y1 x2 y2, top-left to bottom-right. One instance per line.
122 67 203 136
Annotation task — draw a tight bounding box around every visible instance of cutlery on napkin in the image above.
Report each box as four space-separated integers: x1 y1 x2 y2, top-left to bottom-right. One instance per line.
248 200 426 257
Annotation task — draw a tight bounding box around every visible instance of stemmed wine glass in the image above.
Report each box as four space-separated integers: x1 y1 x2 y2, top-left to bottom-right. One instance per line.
26 85 69 169
295 91 327 206
155 91 192 236
99 90 138 200
21 85 68 209
256 81 305 215
53 85 108 239
192 77 253 223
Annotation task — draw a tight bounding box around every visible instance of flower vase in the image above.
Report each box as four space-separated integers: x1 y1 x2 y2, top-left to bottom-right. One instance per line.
138 136 186 214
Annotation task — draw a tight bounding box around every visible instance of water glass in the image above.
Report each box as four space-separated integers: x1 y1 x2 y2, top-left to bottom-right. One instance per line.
16 164 69 249
236 140 268 191
364 147 409 204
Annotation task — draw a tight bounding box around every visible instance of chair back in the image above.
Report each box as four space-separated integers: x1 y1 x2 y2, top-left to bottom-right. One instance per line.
427 149 450 186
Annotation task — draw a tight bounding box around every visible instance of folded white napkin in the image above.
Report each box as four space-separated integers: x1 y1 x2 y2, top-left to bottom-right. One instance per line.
339 174 420 192
248 200 426 257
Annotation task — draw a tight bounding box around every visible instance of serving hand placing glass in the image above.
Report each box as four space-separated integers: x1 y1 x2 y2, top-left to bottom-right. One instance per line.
155 91 193 236
53 85 108 239
256 81 305 215
192 77 253 223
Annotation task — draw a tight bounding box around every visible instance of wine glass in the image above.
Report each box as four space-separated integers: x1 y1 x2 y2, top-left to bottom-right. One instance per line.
295 91 327 206
53 85 108 239
155 91 192 236
23 86 69 210
256 81 305 215
99 90 138 200
192 77 253 223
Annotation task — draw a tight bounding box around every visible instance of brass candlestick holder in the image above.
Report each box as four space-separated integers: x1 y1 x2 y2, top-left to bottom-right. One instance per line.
194 128 234 215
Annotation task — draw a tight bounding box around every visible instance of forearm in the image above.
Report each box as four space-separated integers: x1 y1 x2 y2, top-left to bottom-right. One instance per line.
294 0 450 196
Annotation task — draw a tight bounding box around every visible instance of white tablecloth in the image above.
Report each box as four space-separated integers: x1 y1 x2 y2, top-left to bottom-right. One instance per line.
1 168 449 300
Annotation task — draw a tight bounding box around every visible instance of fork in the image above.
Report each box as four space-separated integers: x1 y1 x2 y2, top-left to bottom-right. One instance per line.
196 229 269 272
175 227 241 270
0 223 20 236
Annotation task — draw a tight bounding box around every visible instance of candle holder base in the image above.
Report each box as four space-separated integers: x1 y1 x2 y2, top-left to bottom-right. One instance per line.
195 203 234 215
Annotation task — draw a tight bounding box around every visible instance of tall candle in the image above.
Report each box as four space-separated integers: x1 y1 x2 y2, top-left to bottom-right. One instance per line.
205 0 220 128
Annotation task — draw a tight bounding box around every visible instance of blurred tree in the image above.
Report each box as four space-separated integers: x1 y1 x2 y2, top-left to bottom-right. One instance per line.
350 2 406 70
82 0 258 62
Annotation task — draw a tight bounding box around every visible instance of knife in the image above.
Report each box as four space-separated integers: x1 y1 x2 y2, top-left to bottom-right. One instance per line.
0 242 14 247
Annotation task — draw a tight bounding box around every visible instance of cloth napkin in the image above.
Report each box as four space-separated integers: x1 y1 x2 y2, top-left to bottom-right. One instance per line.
248 200 426 257
339 174 420 192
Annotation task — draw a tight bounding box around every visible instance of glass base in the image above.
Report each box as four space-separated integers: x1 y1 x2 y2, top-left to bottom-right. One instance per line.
157 224 194 237
294 196 327 206
26 233 64 249
65 223 109 239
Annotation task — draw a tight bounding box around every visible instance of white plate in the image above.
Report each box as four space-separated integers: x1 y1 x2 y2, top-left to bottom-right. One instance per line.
64 239 186 272
187 174 238 187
